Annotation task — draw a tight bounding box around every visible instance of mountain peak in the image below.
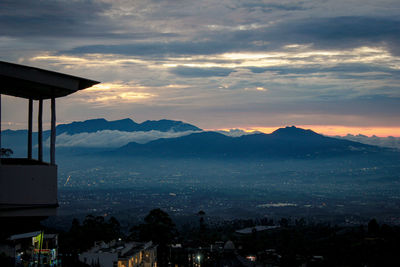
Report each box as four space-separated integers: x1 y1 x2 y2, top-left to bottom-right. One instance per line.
272 126 320 137
79 118 107 123
113 118 136 123
139 119 202 132
116 126 380 159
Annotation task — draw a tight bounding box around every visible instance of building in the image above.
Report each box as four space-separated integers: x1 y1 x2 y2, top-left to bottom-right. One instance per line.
8 231 59 266
117 241 157 267
0 60 99 217
79 240 157 267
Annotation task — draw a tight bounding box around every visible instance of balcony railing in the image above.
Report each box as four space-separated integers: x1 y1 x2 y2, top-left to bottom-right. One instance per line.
0 158 58 216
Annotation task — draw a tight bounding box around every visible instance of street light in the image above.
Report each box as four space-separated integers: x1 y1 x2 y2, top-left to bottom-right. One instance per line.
197 254 201 267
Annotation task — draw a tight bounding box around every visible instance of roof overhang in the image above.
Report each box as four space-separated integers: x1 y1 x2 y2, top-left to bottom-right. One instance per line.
0 61 100 99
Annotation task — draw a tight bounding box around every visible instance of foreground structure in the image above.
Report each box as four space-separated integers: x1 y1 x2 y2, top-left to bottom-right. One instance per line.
0 61 99 216
4 231 60 266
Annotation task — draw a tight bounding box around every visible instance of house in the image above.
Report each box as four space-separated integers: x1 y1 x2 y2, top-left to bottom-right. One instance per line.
79 240 157 267
117 241 157 267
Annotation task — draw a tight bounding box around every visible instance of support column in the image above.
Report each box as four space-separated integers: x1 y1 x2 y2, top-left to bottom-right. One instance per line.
50 97 56 165
0 94 2 161
38 99 43 162
28 98 33 159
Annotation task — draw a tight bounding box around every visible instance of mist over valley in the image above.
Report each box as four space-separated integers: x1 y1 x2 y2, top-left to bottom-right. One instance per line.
3 118 400 229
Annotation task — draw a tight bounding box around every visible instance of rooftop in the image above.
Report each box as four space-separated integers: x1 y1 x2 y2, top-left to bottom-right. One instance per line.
0 61 99 99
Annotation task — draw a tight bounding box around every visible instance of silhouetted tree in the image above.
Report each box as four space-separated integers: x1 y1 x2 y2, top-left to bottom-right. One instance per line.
380 223 392 237
198 210 206 232
0 148 13 157
138 209 177 267
107 216 121 238
140 208 177 245
70 218 80 233
295 218 306 227
368 218 379 235
60 215 122 255
279 218 289 228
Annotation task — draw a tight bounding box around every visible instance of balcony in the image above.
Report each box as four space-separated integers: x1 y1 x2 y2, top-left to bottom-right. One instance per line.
0 61 99 217
0 158 57 216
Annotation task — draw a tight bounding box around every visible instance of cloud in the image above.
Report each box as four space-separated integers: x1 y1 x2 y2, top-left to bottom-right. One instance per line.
283 16 400 54
241 2 308 11
81 82 156 105
216 129 261 137
63 40 261 57
1 0 400 133
338 134 400 149
48 130 200 148
61 16 400 57
248 63 400 77
170 66 236 77
0 0 112 38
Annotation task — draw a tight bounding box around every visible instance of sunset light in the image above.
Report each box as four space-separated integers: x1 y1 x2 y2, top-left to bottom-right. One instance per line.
1 1 400 265
244 126 400 137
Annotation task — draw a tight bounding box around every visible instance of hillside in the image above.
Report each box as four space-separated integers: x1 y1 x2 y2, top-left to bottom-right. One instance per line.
116 126 383 159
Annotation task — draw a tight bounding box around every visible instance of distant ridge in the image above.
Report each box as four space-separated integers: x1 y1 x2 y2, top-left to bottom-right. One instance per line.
1 118 202 156
3 118 202 135
3 121 393 159
271 125 321 137
56 118 202 134
116 126 383 159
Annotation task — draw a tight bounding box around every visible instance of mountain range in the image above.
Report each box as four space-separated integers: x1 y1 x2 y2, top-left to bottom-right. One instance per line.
2 118 200 136
1 118 201 156
116 126 385 159
55 118 201 134
2 118 395 159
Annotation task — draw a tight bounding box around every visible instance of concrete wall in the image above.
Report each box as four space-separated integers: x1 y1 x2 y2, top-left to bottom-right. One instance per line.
0 164 57 205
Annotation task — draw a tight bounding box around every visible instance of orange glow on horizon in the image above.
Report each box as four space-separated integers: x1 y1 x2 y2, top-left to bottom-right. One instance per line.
209 125 400 137
296 125 400 137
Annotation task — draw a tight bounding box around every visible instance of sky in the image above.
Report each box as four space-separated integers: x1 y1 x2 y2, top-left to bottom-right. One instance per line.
1 0 400 136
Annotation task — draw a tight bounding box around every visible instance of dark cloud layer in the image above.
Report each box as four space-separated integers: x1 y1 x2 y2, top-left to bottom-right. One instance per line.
1 1 399 55
249 64 400 79
170 67 236 77
285 16 400 52
241 2 308 11
0 0 112 37
64 41 246 56
233 16 400 53
62 16 400 57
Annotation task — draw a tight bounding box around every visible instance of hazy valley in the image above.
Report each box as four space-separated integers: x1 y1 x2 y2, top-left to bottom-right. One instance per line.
3 118 400 230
